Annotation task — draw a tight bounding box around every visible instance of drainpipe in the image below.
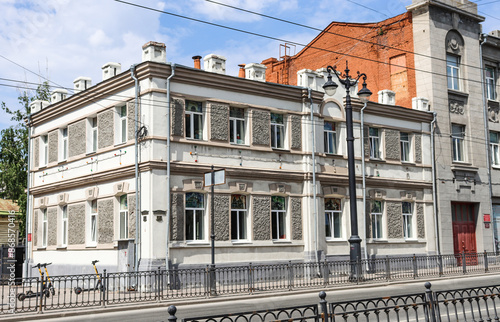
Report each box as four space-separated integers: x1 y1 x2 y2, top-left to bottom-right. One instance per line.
479 34 495 252
165 64 175 270
308 88 320 273
25 114 32 278
360 102 368 264
430 111 440 255
130 65 140 272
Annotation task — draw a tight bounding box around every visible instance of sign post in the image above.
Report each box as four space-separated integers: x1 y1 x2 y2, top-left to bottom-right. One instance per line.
204 166 225 296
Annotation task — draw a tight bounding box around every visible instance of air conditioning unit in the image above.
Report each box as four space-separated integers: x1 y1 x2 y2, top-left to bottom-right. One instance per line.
39 197 49 208
57 193 69 205
114 182 129 196
86 187 99 201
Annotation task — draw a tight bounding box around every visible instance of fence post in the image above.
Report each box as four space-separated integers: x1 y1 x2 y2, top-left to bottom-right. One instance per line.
102 269 107 307
323 259 329 286
156 266 161 302
484 251 489 273
319 291 328 322
356 257 362 284
167 305 177 322
38 273 44 314
462 251 466 275
205 265 209 297
424 282 437 322
385 256 390 281
248 262 253 294
413 254 417 279
288 261 293 291
438 254 443 276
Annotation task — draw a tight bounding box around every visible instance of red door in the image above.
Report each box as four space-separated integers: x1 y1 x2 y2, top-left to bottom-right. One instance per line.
452 203 477 265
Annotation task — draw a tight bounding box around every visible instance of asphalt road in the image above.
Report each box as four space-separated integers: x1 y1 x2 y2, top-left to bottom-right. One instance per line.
5 274 500 322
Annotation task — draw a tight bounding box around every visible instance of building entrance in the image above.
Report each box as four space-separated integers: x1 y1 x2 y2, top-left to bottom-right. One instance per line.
451 202 477 265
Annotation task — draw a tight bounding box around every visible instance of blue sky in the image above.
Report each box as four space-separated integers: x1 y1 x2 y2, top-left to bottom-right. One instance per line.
0 0 499 132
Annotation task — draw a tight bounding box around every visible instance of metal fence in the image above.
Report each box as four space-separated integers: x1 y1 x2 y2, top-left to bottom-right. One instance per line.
167 283 500 322
1 251 500 315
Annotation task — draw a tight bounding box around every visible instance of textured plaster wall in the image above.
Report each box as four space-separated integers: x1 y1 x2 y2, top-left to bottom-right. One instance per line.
363 127 370 157
48 130 58 163
387 202 403 239
170 193 184 241
98 199 114 244
384 129 400 160
290 115 302 150
291 197 302 240
214 194 229 241
128 195 136 239
34 210 38 247
33 137 39 168
210 104 229 141
365 202 372 238
417 203 425 238
68 120 86 158
252 110 270 146
47 207 57 246
68 203 85 245
127 102 136 141
253 196 270 240
171 99 184 137
98 110 114 149
414 134 422 163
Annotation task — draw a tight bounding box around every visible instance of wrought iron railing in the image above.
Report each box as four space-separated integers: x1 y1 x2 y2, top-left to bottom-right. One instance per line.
1 251 499 315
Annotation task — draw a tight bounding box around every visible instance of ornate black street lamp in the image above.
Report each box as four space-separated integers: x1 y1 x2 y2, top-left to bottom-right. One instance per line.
323 62 372 265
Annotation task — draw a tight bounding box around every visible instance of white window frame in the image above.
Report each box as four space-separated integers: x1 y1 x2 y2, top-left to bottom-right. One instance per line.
447 54 461 91
400 132 411 162
325 198 342 240
369 127 381 159
185 100 203 140
230 194 248 241
490 131 500 166
324 122 337 154
230 107 246 145
61 205 68 247
41 135 48 166
90 200 98 245
117 105 127 144
402 202 414 240
271 113 285 149
185 192 205 241
60 127 68 161
371 200 383 239
119 195 128 239
42 209 48 247
452 124 465 162
486 66 496 100
271 196 287 240
88 117 98 153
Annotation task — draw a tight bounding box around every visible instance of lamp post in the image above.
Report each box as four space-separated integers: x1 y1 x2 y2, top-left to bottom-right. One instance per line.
323 62 372 265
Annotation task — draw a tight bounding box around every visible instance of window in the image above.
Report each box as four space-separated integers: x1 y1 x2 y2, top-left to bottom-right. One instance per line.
271 113 285 149
119 195 128 239
90 200 98 244
400 132 410 162
230 107 246 144
231 195 247 241
486 67 496 100
91 117 98 153
490 131 500 166
42 209 48 247
325 198 342 239
452 124 465 162
41 135 48 166
371 200 383 239
119 106 127 144
60 128 68 161
324 122 337 154
185 192 205 241
185 100 203 140
402 202 413 239
447 54 460 90
271 196 287 240
369 127 381 159
61 206 68 247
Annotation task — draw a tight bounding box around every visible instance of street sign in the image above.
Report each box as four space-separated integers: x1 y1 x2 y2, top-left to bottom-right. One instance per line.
204 169 225 187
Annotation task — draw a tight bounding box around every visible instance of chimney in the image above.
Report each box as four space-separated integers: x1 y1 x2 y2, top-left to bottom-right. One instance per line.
378 90 396 105
50 88 68 104
102 62 122 81
489 30 500 38
203 54 226 74
142 41 166 63
192 56 202 69
238 64 246 78
73 77 92 93
244 63 267 82
29 100 50 114
412 97 430 111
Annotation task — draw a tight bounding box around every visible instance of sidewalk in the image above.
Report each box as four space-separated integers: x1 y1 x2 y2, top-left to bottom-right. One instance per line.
3 272 499 322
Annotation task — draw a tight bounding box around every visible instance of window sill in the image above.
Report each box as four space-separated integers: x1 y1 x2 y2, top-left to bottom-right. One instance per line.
186 241 210 245
447 89 469 98
114 142 127 147
86 244 97 248
272 239 292 244
367 239 388 243
492 165 500 170
326 238 347 243
56 246 67 250
36 247 47 250
230 142 248 146
114 238 135 242
86 151 97 156
369 158 385 162
231 240 252 245
272 148 290 152
487 98 499 104
451 163 478 172
58 160 67 164
401 161 416 165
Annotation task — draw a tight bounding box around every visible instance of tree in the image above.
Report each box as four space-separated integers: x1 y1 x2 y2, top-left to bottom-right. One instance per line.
0 82 50 241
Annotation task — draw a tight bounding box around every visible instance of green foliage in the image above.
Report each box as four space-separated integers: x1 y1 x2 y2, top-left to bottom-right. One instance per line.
0 82 50 240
